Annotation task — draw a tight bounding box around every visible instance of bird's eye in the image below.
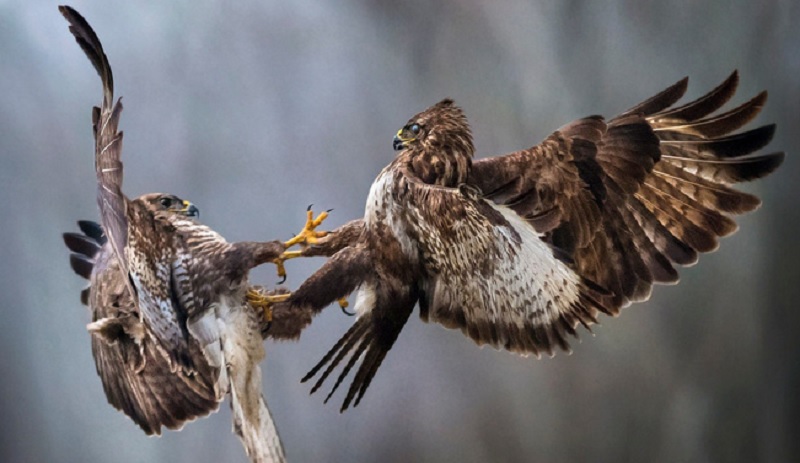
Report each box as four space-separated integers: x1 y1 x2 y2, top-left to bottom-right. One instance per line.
159 197 172 208
410 124 421 135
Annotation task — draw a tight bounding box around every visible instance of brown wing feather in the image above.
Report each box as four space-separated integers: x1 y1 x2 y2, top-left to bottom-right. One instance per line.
470 72 784 309
469 116 609 252
63 222 219 435
61 5 132 296
286 244 392 412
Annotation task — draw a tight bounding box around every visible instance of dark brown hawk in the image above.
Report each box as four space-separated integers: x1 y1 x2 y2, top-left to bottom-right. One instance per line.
59 6 313 461
279 72 783 412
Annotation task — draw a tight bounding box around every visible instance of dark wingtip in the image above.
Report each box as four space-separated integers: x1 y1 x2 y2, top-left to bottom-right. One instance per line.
59 4 113 104
740 151 785 182
621 75 689 117
77 220 105 243
69 254 93 279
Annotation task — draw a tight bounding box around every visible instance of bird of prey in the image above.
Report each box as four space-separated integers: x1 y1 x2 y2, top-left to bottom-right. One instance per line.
59 6 315 461
278 72 783 412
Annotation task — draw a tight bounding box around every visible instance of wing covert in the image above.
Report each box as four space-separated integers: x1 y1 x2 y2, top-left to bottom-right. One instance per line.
470 71 783 309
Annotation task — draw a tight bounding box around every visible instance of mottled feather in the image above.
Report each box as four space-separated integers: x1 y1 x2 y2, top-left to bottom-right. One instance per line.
285 72 782 412
61 7 291 461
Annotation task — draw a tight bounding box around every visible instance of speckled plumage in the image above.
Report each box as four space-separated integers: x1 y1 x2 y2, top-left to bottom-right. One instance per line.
288 77 782 412
60 7 293 462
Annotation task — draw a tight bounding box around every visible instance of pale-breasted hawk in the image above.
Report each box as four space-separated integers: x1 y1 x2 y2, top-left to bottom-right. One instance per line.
277 72 783 412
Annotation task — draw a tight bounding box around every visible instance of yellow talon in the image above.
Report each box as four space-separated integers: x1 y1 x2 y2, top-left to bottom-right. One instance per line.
273 250 303 283
284 207 329 248
276 207 330 282
338 297 355 316
246 288 290 324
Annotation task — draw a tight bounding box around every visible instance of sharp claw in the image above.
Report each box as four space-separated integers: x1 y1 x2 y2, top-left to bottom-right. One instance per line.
274 258 288 283
284 207 331 248
246 288 288 327
307 204 313 211
338 297 355 316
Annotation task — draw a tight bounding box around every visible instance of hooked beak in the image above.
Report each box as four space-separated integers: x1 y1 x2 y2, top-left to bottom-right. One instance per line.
181 200 200 218
393 128 413 151
393 135 405 151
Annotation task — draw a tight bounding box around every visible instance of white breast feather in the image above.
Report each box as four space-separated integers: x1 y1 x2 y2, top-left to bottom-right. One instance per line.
490 203 582 325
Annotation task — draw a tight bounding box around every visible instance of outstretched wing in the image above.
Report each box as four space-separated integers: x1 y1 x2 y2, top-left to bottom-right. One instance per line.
63 222 220 435
299 174 612 412
400 173 611 357
470 71 783 309
60 6 129 275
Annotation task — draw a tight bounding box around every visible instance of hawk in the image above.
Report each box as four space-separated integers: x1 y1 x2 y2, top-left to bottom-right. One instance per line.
59 6 314 461
278 72 783 412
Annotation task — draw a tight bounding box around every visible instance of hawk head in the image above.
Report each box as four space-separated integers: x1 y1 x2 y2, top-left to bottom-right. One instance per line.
393 99 475 186
393 99 474 157
137 193 200 218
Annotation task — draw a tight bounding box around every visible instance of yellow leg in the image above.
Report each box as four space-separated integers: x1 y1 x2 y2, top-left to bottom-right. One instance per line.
274 250 303 283
246 288 291 325
275 206 331 282
337 297 355 316
284 207 329 248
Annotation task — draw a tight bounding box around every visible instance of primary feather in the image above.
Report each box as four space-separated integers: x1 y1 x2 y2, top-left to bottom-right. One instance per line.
285 72 783 412
60 6 293 461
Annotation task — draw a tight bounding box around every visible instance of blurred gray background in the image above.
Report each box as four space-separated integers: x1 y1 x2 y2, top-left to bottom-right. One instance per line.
1 1 798 462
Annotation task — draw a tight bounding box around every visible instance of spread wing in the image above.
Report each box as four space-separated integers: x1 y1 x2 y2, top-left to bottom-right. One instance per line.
62 6 191 372
61 5 131 291
400 172 611 357
63 222 220 435
469 71 784 309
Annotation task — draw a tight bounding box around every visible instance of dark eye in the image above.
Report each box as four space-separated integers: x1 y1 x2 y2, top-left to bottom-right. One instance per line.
159 197 172 208
410 124 420 135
